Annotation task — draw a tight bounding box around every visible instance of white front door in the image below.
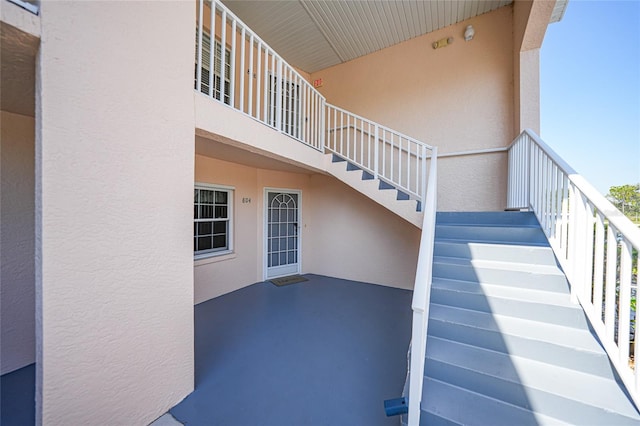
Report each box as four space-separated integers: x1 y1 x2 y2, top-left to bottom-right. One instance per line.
265 190 300 279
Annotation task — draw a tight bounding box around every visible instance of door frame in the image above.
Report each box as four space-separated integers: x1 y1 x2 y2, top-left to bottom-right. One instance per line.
263 187 302 280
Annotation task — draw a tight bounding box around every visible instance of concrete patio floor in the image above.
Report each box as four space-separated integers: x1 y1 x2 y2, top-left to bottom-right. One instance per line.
1 274 413 425
170 274 413 426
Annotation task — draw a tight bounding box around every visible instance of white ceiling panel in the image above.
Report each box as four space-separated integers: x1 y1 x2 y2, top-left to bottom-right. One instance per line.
221 0 565 74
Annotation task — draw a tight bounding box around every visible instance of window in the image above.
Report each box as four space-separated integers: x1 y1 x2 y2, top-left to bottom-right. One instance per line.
268 76 300 139
195 30 231 104
194 185 233 257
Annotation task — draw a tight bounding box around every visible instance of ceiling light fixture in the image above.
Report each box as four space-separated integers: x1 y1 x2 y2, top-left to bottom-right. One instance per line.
464 25 475 41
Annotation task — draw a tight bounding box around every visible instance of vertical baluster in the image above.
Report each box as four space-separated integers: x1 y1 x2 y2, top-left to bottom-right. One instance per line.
269 53 275 125
618 239 633 364
263 50 269 123
398 137 402 189
421 146 428 206
297 78 303 141
229 19 236 107
374 124 379 179
382 129 387 179
239 27 245 112
560 174 569 258
301 83 307 144
415 143 419 195
390 133 394 183
360 119 364 167
309 90 316 149
255 43 261 120
196 0 204 93
583 201 595 305
208 1 215 97
220 11 227 102
332 106 337 152
346 113 351 160
554 166 562 243
408 141 412 193
287 68 293 136
276 58 282 131
593 211 606 324
567 183 578 301
248 35 253 116
340 111 344 155
604 224 618 344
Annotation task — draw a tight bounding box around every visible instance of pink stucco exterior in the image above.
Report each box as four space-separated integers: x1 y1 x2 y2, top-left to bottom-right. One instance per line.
0 0 556 424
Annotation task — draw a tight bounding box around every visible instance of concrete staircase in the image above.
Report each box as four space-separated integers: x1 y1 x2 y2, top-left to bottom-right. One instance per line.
324 154 423 228
414 211 640 425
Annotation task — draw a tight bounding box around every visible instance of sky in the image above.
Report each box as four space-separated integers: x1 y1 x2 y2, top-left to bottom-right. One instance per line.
540 0 640 196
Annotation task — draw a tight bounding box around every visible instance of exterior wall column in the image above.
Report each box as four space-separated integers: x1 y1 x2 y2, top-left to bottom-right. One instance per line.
35 2 195 424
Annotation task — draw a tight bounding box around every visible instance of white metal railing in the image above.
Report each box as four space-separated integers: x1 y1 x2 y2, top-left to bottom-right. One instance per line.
508 129 640 408
407 148 438 426
325 104 433 204
196 0 325 150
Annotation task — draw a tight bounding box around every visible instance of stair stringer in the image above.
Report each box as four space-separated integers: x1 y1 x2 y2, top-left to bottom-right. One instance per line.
323 154 423 228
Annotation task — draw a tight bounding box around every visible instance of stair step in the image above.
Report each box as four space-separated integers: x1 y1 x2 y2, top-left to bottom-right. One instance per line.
397 190 410 201
430 282 587 328
428 303 614 378
431 276 572 305
361 170 374 180
379 180 394 190
425 338 640 424
421 377 568 426
331 154 346 163
435 224 548 246
433 240 558 266
432 259 570 293
436 211 540 226
346 161 360 171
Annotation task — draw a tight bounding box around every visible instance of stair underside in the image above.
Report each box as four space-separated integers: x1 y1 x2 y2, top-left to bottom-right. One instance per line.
415 212 640 425
324 153 423 228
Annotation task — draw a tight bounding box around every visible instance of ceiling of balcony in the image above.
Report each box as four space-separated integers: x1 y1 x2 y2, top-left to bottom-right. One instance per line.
221 0 568 74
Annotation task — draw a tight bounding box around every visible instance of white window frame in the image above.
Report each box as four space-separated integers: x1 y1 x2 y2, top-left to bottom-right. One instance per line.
194 183 234 259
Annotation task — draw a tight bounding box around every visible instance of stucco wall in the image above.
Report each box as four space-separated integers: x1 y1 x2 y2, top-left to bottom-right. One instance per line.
36 2 194 425
306 174 420 289
194 154 314 303
194 153 421 300
1 111 35 375
311 6 514 211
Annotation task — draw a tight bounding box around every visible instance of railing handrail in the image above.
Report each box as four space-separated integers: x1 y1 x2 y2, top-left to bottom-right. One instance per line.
197 0 326 151
518 129 640 248
203 1 326 102
507 129 640 410
407 147 438 426
326 103 433 150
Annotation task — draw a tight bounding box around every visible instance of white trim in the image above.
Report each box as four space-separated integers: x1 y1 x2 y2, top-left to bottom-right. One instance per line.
436 146 508 159
263 187 302 280
194 183 235 259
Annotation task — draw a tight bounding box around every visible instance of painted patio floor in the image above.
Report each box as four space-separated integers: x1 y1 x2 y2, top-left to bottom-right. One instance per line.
170 274 413 426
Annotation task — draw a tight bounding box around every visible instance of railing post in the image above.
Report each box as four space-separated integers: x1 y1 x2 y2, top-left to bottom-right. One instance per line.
276 58 283 132
220 10 227 102
421 145 427 208
374 125 379 179
321 99 326 151
196 0 204 94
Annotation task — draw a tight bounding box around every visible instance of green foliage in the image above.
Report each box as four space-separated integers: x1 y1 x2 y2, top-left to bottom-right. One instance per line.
607 183 640 220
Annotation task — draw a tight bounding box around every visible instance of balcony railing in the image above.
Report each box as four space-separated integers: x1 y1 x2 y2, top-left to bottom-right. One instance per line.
195 0 434 209
196 0 325 151
325 104 432 204
508 129 640 409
